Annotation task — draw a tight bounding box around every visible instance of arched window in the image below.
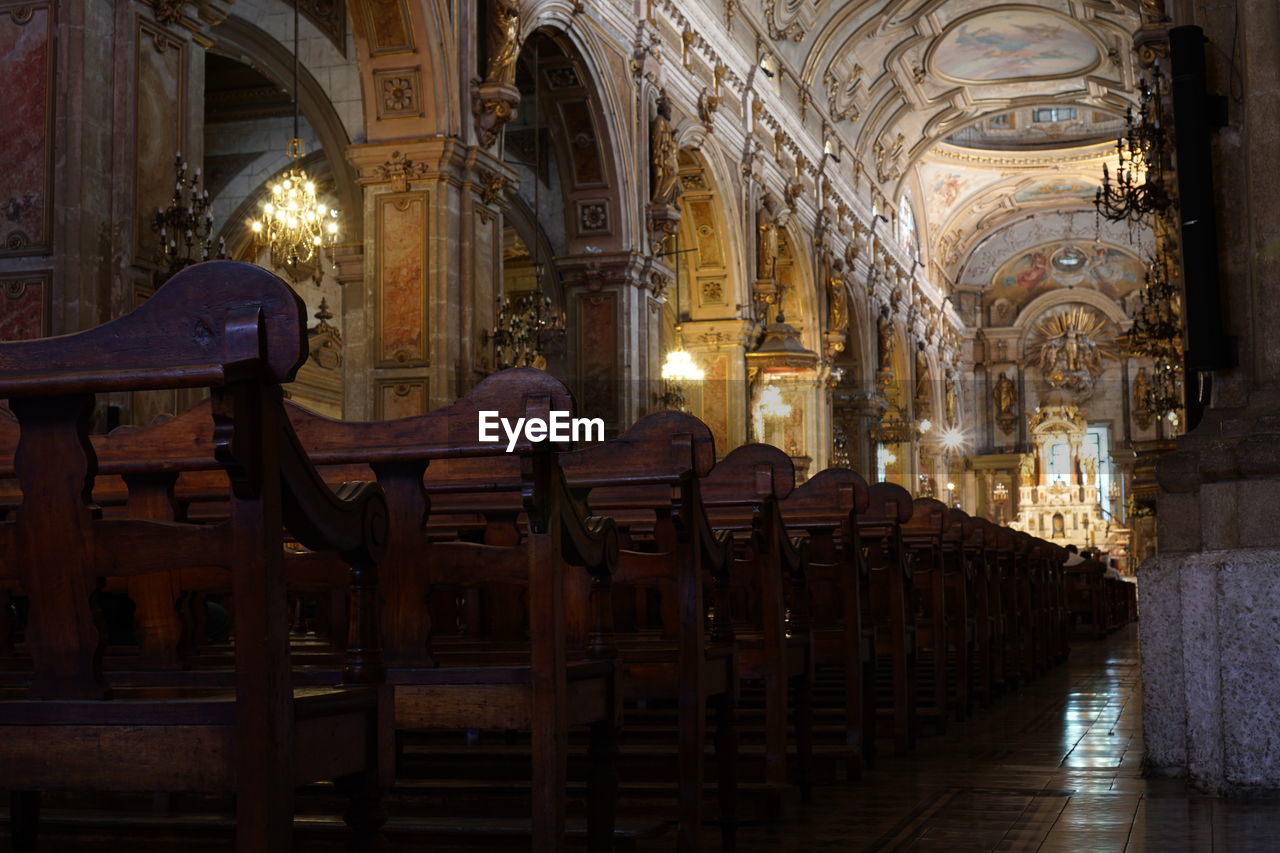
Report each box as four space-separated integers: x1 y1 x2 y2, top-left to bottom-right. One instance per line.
898 195 917 260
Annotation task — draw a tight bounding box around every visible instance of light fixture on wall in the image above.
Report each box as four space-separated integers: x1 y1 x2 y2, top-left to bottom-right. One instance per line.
659 231 704 410
248 0 340 274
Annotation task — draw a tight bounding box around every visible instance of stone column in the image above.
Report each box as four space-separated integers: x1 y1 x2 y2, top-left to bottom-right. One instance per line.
346 139 510 419
556 251 660 432
1139 6 1280 794
680 317 753 455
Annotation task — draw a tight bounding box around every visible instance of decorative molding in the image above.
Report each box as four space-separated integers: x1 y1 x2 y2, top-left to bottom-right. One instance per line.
475 168 508 206
369 151 429 192
374 68 421 120
472 80 520 149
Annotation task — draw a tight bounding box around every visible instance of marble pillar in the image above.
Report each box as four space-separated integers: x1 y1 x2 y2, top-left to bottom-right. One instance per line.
345 138 511 419
1139 4 1280 794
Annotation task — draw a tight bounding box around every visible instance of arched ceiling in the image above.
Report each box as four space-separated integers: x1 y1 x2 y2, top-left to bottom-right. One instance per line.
755 0 1147 306
784 0 1142 177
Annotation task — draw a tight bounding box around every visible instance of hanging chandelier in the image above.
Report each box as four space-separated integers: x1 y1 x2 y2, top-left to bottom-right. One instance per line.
1095 74 1171 223
249 0 340 273
152 151 225 288
491 290 561 370
1126 253 1185 422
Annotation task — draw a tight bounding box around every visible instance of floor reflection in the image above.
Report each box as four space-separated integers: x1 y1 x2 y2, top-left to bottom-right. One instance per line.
713 625 1280 852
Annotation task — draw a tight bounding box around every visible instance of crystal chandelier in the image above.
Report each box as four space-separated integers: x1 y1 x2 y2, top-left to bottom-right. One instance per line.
152 151 225 288
1127 253 1184 422
248 0 340 273
492 291 560 370
1095 74 1171 223
659 337 704 411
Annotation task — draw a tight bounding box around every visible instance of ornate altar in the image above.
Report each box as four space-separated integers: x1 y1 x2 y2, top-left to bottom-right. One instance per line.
1009 404 1125 560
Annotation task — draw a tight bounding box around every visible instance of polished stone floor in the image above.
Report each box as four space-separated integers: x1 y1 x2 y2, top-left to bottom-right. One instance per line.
726 625 1280 852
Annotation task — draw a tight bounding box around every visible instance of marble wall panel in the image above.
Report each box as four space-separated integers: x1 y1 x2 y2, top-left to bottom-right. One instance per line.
0 274 47 340
377 378 426 419
135 22 185 259
376 192 428 366
359 0 414 55
577 291 618 425
699 352 729 455
558 100 603 188
0 3 53 255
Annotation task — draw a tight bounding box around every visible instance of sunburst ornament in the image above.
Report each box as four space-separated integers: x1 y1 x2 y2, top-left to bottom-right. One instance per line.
1027 306 1118 394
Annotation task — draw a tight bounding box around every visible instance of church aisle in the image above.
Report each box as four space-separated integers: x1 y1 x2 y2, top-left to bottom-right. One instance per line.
720 626 1280 852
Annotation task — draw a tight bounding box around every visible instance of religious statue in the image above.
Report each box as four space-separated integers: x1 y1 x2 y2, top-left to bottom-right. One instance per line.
944 369 958 426
877 305 895 372
1081 456 1097 486
650 92 682 208
756 207 778 281
1018 453 1036 487
485 0 521 85
827 275 848 334
914 350 931 420
993 372 1017 435
1028 306 1114 395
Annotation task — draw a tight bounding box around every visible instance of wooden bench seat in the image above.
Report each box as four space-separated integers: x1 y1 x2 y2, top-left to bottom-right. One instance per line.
779 466 871 778
858 482 916 756
0 261 391 852
700 443 815 801
288 368 622 853
559 410 738 853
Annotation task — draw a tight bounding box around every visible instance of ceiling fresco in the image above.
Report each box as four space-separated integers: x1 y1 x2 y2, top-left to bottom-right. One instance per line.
985 239 1143 316
929 9 1102 83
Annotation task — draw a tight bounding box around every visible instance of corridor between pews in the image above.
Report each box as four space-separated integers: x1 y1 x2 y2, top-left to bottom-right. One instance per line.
727 625 1280 852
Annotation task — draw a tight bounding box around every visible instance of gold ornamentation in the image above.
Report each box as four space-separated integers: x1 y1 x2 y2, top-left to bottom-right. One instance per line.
485 0 521 85
993 372 1017 435
1026 306 1118 394
477 169 508 206
697 87 721 132
153 0 185 25
376 151 430 193
651 91 682 207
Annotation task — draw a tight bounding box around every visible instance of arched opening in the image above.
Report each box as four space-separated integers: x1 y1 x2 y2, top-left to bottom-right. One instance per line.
499 27 627 427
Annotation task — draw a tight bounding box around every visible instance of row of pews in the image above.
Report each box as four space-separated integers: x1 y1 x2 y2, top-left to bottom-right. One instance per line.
0 263 1133 851
1066 557 1137 640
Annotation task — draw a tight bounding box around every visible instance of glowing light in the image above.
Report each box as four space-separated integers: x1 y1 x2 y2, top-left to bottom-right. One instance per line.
661 349 704 383
919 418 933 434
946 481 956 492
757 385 792 419
939 426 969 453
248 138 341 269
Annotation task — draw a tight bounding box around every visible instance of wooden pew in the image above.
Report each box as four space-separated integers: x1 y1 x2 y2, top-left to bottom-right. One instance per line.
901 498 949 735
558 410 737 853
778 466 871 778
699 443 814 801
1066 557 1108 639
859 482 916 755
288 369 622 853
0 261 392 852
953 511 994 710
983 522 1013 696
939 507 973 721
